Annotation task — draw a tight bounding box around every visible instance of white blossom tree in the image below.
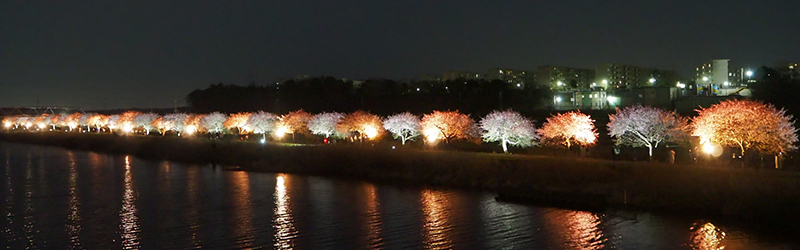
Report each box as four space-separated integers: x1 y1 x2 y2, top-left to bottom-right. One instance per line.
133 113 159 135
107 114 121 132
247 111 279 140
308 112 344 139
201 112 228 134
383 112 421 145
608 105 688 161
162 113 190 136
480 110 539 153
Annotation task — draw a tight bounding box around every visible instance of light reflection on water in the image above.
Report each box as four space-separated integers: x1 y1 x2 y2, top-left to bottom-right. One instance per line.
273 174 295 249
0 142 797 249
421 190 453 249
120 155 140 249
67 151 82 248
689 222 726 250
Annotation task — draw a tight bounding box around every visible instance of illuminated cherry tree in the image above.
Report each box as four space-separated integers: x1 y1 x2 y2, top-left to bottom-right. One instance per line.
538 111 598 150
157 113 189 136
420 110 475 143
692 99 798 157
33 114 51 130
383 112 421 145
107 114 121 132
479 110 538 153
133 112 159 135
276 109 312 140
117 111 141 133
78 113 96 131
336 110 384 141
87 114 109 132
608 105 688 160
224 112 252 134
65 113 83 131
246 111 279 140
201 112 228 134
184 114 205 136
308 112 344 139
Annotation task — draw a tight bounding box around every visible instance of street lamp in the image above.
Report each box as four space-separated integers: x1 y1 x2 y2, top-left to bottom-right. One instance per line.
649 78 656 84
745 70 753 77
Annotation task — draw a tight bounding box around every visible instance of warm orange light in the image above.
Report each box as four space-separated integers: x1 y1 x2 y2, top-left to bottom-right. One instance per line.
4 122 12 128
364 125 378 139
184 125 197 136
423 127 440 143
274 126 288 138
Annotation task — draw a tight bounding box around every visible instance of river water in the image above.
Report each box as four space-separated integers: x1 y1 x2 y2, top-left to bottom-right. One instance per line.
1 142 796 249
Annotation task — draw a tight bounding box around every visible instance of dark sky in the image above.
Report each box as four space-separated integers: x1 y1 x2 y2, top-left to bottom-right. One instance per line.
2 1 798 110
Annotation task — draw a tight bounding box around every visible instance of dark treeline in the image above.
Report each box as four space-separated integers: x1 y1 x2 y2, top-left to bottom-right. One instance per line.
187 76 552 117
749 66 800 120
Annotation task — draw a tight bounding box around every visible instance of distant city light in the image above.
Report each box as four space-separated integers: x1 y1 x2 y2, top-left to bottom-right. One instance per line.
724 81 729 86
602 79 608 84
555 96 562 103
703 77 709 82
649 78 656 84
557 81 563 86
516 83 521 87
746 70 753 77
606 96 618 104
676 82 686 88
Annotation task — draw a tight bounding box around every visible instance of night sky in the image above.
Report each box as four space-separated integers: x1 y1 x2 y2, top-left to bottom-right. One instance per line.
2 1 798 110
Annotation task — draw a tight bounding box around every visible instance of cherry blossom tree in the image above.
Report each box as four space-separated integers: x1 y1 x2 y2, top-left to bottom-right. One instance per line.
608 105 688 161
383 112 421 145
32 114 51 130
184 114 205 135
336 110 384 141
276 109 313 140
224 112 252 134
538 111 598 151
247 111 279 140
133 113 159 135
692 99 798 159
480 110 538 153
65 113 83 131
87 114 109 132
106 114 121 132
201 112 228 134
78 113 96 131
157 113 189 136
420 110 475 143
117 111 141 133
308 112 344 139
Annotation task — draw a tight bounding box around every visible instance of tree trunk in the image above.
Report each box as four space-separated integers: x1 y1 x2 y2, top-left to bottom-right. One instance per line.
502 139 508 153
648 145 653 161
775 154 780 169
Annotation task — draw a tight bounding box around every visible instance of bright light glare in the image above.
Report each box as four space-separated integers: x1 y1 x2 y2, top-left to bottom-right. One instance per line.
37 123 46 129
423 127 440 143
274 126 288 138
649 78 656 83
602 79 608 84
185 125 197 135
557 81 563 86
3 122 10 128
555 97 562 102
122 124 134 133
703 77 709 82
364 126 378 139
746 70 753 77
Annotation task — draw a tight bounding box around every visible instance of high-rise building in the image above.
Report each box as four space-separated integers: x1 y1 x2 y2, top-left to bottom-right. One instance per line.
537 65 594 91
695 59 746 89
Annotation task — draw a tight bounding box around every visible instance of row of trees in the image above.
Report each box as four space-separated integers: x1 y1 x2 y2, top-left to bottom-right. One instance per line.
3 99 797 161
186 77 552 117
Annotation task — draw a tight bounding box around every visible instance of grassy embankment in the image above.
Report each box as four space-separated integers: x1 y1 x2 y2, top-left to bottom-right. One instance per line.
1 131 799 229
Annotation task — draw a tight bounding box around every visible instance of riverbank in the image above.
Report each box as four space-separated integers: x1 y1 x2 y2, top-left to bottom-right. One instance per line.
2 131 799 231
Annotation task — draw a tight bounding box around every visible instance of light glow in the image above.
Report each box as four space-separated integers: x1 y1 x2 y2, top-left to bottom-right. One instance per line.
363 126 378 139
274 126 288 138
184 125 197 136
423 127 440 143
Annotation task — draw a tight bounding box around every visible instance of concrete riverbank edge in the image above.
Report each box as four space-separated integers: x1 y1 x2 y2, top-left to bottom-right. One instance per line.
2 132 799 230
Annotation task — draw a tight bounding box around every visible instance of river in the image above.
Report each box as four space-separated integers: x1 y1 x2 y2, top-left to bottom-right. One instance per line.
1 142 796 249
